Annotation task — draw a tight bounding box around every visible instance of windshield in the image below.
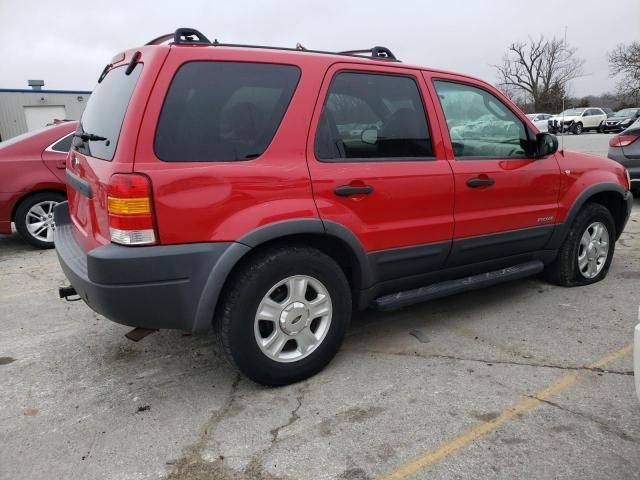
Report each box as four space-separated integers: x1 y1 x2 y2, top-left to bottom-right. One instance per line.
612 109 638 118
559 108 585 116
75 63 143 161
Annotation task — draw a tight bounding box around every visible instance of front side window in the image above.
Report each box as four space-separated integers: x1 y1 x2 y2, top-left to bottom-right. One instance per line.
315 72 433 161
155 62 300 162
433 80 532 159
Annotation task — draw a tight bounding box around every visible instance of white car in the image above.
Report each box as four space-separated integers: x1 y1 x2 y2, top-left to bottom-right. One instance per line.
526 113 552 132
548 108 608 135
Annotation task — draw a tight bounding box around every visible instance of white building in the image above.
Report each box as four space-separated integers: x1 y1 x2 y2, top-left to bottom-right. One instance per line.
0 85 91 141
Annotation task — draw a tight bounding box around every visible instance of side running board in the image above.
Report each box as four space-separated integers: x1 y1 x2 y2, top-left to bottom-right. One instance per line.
374 260 544 311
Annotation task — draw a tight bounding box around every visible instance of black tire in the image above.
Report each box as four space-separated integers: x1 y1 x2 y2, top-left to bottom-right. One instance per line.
215 245 352 386
14 192 66 249
545 203 616 287
572 122 583 135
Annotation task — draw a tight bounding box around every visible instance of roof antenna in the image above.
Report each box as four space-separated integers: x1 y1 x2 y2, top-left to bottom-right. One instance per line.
295 42 306 50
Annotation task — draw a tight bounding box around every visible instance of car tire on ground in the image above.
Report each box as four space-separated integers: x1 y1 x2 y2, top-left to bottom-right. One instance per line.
215 245 352 386
545 203 615 287
572 122 583 135
14 192 66 249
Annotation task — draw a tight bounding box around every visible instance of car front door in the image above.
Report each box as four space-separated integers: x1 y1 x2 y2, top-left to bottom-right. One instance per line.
425 73 561 267
307 64 455 287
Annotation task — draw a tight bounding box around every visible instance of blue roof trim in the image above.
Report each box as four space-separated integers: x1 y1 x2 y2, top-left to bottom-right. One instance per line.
0 88 92 94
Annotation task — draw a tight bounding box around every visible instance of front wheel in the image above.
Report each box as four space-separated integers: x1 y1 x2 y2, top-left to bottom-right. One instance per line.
216 246 352 386
572 122 583 135
545 203 615 286
14 192 66 248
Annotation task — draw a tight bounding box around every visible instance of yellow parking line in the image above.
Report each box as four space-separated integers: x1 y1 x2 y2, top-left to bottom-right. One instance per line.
380 344 632 480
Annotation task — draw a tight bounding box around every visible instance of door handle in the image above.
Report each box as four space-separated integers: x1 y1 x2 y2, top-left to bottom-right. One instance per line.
466 177 495 188
334 185 374 196
55 161 66 170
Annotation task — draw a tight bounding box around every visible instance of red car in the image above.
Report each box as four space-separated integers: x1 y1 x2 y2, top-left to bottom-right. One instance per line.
0 121 76 247
55 29 632 385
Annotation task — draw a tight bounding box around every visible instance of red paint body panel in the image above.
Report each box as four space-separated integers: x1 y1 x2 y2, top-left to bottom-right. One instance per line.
0 122 75 234
305 62 454 252
63 42 629 259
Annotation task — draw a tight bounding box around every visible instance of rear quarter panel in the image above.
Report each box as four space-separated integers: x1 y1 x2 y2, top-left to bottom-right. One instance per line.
133 48 330 244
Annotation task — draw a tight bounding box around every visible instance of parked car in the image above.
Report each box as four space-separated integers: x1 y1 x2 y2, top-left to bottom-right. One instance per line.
608 118 640 195
600 108 640 133
54 28 632 386
526 113 553 132
0 121 76 248
603 107 614 118
548 108 608 135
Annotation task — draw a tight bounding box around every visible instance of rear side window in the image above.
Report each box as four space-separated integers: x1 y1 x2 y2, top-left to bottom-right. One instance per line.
75 64 143 161
155 62 300 162
50 133 73 152
315 72 433 161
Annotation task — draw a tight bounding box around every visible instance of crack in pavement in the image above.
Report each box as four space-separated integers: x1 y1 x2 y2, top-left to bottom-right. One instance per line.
167 373 242 479
269 384 306 444
354 350 634 376
530 395 640 443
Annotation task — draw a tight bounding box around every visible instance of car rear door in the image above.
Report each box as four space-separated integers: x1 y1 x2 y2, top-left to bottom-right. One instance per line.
41 131 73 183
425 73 561 266
307 63 454 285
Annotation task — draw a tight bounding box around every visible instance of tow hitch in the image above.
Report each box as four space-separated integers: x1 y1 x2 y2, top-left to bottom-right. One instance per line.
58 286 81 302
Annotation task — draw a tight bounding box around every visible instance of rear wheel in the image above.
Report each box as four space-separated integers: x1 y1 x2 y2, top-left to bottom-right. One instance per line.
216 246 352 386
14 192 66 249
545 203 615 286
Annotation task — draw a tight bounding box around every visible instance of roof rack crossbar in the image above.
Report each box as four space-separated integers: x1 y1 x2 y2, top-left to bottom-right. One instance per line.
339 46 397 60
173 28 211 45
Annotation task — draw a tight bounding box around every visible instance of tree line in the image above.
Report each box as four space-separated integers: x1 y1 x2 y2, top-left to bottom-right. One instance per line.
495 36 639 114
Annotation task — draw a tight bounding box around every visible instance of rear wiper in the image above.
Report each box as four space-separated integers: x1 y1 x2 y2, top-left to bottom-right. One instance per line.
73 132 109 143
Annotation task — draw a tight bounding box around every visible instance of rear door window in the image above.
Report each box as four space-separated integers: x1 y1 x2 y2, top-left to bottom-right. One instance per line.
154 62 300 162
75 64 143 161
314 72 433 161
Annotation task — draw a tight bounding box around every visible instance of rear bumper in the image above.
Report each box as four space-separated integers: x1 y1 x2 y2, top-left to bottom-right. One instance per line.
54 202 248 333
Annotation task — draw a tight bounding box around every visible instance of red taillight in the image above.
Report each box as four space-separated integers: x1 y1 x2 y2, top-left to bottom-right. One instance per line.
107 174 156 246
609 135 639 148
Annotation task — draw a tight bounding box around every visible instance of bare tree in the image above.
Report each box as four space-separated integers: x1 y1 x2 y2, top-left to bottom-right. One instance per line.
494 36 584 112
608 42 640 102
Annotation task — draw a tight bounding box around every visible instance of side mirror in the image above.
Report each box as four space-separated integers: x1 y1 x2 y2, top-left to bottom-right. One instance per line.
361 128 378 145
536 132 558 158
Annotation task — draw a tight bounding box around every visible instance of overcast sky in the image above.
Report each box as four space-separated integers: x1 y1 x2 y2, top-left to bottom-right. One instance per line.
1 0 638 96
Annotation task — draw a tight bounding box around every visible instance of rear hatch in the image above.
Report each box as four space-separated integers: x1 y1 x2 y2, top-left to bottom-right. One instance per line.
67 47 168 252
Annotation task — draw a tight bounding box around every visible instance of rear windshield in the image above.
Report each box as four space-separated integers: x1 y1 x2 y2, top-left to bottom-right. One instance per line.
154 62 301 162
75 64 142 161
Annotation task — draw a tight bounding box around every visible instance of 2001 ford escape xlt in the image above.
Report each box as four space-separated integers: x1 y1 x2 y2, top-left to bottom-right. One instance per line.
55 28 633 385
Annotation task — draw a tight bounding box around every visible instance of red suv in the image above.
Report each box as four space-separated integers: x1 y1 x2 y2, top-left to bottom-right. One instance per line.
0 121 76 248
54 29 633 385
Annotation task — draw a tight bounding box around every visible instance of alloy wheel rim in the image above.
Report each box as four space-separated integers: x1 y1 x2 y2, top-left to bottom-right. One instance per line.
25 200 59 243
254 275 332 363
577 221 609 279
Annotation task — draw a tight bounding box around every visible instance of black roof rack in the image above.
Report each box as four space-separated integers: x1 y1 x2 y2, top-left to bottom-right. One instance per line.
339 47 397 60
145 28 400 61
